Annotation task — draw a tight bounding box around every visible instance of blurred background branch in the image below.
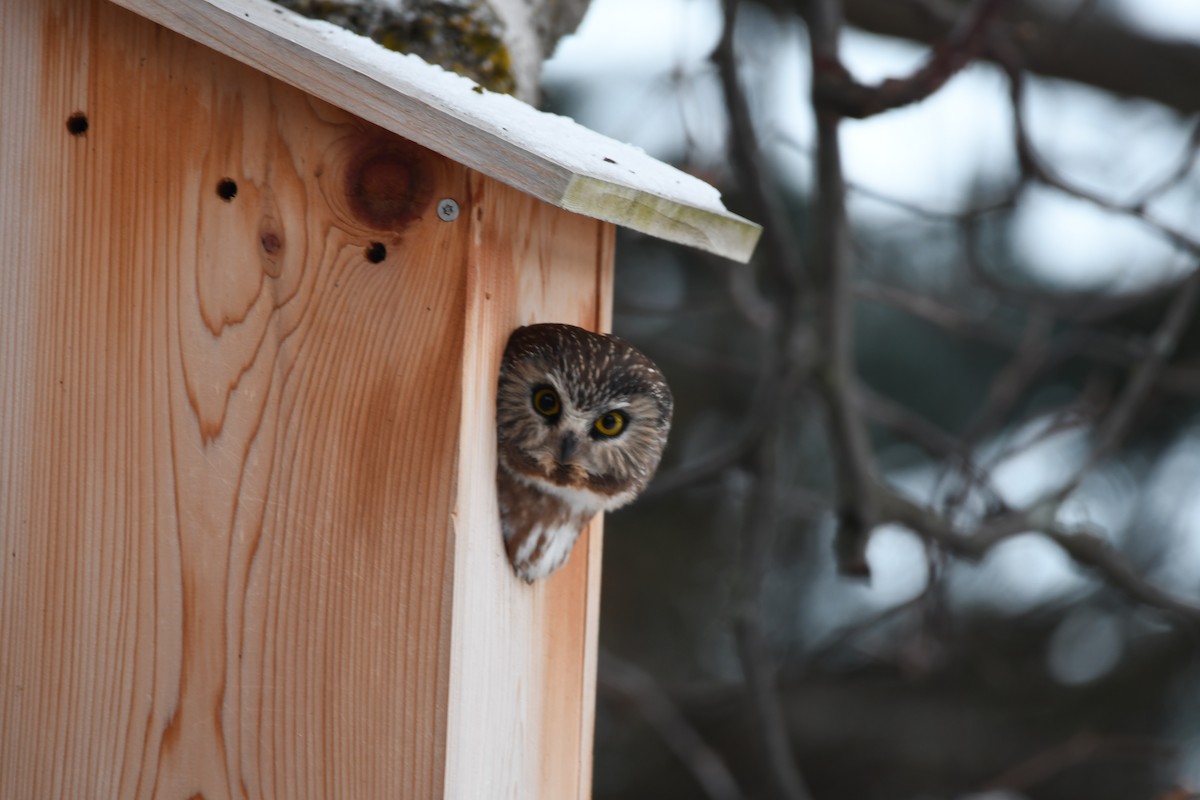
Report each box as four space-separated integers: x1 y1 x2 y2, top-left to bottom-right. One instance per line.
538 0 1200 796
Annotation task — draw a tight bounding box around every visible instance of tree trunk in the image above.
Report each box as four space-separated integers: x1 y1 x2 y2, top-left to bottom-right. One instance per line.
274 0 592 103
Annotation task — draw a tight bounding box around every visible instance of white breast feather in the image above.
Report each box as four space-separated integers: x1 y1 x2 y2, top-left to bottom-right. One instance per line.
516 522 583 581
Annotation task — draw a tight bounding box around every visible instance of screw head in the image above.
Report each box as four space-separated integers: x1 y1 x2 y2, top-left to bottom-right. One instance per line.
437 198 460 222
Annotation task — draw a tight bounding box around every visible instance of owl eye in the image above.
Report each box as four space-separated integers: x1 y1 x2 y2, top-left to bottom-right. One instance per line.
593 410 626 437
532 387 561 418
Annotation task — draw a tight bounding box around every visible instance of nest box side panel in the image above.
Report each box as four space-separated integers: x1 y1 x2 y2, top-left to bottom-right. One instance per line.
0 0 469 797
446 174 614 800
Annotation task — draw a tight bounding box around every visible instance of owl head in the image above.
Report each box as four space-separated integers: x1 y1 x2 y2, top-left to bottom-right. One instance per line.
496 323 673 513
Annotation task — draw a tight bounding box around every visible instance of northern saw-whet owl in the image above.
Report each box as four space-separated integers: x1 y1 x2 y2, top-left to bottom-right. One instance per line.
496 323 673 582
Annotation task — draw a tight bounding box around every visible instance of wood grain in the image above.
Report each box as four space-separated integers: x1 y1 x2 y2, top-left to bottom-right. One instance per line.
445 175 612 800
101 0 762 263
1 0 606 797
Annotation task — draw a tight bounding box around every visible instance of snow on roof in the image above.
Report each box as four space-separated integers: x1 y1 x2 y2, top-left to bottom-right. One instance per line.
106 0 762 262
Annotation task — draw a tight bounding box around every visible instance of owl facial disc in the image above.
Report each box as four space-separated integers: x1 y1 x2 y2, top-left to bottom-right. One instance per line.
495 323 673 582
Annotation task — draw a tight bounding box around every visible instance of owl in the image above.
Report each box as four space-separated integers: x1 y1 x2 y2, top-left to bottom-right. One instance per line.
496 323 673 582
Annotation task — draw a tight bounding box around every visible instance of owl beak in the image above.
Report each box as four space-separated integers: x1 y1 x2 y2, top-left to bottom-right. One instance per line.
558 432 579 463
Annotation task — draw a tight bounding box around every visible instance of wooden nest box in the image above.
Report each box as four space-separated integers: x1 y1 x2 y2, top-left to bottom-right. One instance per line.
0 0 760 797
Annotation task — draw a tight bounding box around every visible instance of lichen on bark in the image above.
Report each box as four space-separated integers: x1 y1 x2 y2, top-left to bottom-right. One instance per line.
273 0 516 96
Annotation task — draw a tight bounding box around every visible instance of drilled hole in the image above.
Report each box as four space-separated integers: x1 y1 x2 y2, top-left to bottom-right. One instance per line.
365 242 387 264
216 179 238 201
66 113 89 136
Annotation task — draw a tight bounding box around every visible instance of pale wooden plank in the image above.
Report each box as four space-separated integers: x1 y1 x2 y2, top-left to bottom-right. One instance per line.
578 220 617 799
1 0 475 796
102 0 763 263
445 174 610 799
1 4 111 797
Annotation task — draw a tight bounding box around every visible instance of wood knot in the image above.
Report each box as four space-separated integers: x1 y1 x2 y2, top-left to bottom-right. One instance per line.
343 142 433 230
257 212 285 278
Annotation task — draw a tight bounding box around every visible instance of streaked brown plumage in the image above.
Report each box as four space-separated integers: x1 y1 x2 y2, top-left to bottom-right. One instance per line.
496 323 672 582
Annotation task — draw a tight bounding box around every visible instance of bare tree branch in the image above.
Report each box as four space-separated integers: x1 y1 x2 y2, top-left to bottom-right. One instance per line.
713 5 817 799
857 383 963 461
808 0 881 576
1004 61 1200 254
982 732 1176 792
1048 265 1200 502
1131 117 1200 208
879 490 1200 624
854 279 1200 385
599 651 747 800
714 0 803 296
812 0 1012 119
727 392 815 800
961 305 1055 443
844 0 1200 113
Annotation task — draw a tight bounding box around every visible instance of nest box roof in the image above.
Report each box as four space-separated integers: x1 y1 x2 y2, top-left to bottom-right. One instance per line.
106 0 762 262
